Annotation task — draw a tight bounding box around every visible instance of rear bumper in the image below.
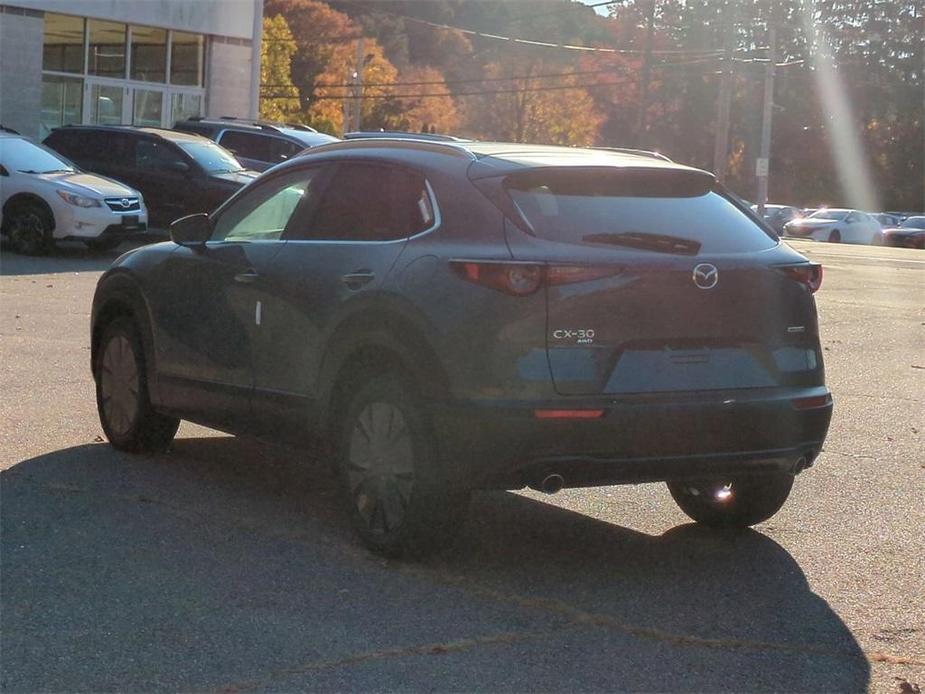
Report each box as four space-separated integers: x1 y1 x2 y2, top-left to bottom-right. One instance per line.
432 386 833 488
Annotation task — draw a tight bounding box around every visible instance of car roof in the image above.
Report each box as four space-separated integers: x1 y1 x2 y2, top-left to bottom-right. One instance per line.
297 139 712 181
51 124 209 143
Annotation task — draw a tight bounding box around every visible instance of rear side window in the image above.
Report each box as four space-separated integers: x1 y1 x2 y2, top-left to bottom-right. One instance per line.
504 168 777 254
298 162 434 242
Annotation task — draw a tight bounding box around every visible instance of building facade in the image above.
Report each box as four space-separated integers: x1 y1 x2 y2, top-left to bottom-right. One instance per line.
0 0 263 140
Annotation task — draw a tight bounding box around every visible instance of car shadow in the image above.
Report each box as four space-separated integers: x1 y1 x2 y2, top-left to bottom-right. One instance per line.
0 235 165 276
1 436 870 692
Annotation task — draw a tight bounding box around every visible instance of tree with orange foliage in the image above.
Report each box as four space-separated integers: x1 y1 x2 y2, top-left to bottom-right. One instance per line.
264 0 399 134
390 66 459 134
464 60 603 146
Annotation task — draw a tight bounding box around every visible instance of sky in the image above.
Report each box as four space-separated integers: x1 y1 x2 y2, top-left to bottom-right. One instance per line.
578 0 612 16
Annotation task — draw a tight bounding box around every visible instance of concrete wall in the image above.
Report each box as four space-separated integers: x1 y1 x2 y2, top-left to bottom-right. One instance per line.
0 7 44 138
10 0 258 39
205 39 254 119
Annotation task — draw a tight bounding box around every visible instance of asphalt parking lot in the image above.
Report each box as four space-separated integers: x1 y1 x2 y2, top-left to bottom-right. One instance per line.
1 238 923 692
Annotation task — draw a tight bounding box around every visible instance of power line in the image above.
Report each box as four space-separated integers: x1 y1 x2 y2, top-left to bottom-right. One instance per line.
262 55 722 91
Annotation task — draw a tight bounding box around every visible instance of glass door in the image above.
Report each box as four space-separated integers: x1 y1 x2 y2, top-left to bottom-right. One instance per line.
132 87 166 127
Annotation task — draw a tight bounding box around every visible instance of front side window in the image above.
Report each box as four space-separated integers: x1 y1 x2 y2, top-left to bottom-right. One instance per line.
175 139 243 174
136 139 186 171
301 163 434 241
219 131 271 162
212 169 324 242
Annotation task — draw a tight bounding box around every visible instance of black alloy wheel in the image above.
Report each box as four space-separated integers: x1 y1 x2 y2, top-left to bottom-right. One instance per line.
7 204 52 255
96 318 179 453
337 372 469 557
667 473 794 528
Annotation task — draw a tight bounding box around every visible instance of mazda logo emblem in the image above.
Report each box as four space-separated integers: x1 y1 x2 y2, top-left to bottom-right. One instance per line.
120 198 131 208
692 263 719 289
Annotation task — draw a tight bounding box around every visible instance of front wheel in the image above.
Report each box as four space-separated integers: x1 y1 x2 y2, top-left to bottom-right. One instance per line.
96 318 179 453
335 372 469 558
6 203 53 255
667 473 794 528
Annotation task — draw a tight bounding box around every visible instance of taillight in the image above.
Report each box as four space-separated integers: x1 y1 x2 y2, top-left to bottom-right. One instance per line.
450 261 620 296
777 263 823 293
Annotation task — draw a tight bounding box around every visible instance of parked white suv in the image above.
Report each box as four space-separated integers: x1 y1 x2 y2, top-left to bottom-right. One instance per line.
0 133 148 254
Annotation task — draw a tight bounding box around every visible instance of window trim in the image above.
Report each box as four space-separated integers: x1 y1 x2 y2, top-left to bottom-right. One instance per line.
285 162 442 245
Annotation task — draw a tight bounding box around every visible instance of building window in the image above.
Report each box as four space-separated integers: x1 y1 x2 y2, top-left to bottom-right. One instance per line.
170 92 203 123
40 76 83 139
171 32 204 86
130 26 167 83
43 13 85 73
90 84 124 125
88 20 126 78
133 89 163 126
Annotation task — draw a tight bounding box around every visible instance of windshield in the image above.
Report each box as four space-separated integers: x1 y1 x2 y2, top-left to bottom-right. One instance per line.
0 137 75 174
175 140 244 174
808 209 849 221
901 217 925 229
505 168 777 254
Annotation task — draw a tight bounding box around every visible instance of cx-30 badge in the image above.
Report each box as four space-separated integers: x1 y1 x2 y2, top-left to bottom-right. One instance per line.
692 263 719 289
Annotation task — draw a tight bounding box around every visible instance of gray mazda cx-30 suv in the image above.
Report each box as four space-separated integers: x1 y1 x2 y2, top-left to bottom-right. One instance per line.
90 139 832 556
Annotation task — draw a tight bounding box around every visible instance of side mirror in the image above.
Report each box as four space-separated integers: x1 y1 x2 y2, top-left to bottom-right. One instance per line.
169 160 191 174
0 164 8 177
170 213 212 247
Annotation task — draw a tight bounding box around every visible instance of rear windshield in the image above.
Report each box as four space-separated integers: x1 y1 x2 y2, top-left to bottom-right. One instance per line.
504 168 777 254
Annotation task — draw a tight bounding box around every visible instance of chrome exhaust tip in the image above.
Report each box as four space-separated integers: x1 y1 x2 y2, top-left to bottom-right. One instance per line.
540 473 565 495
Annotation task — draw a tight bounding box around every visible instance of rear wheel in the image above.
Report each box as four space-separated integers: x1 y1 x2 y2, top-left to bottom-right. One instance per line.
335 372 469 557
6 203 53 255
96 317 179 453
667 473 794 528
827 230 841 243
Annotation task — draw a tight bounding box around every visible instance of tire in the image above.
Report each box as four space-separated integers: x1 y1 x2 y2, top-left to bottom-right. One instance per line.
85 237 122 252
827 230 841 243
667 473 794 528
95 317 179 453
6 203 53 255
335 372 469 558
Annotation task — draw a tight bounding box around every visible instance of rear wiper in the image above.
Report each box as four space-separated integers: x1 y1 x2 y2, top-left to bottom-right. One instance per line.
582 232 701 255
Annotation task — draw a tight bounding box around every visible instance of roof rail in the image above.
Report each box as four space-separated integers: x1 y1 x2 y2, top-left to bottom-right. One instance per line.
591 146 672 162
213 115 317 133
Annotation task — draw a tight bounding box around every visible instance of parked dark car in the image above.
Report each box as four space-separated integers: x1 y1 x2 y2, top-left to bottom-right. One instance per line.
881 216 925 249
90 139 832 557
43 125 258 227
174 117 338 172
750 204 803 234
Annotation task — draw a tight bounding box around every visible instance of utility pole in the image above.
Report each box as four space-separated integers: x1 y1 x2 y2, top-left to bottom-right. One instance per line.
342 64 353 137
712 6 736 183
636 0 656 148
756 22 776 216
353 38 364 132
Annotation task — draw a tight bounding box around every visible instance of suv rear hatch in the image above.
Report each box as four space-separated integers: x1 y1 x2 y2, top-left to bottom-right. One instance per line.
473 163 823 396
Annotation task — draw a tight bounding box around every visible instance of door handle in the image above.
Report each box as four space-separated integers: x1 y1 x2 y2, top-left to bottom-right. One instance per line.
341 270 375 290
234 270 260 284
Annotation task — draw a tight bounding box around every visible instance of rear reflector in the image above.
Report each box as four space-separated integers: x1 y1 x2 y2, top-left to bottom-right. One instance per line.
777 263 823 293
450 260 621 296
534 409 605 419
790 394 832 410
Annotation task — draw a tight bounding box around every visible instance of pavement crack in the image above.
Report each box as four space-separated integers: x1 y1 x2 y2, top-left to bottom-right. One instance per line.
213 627 565 692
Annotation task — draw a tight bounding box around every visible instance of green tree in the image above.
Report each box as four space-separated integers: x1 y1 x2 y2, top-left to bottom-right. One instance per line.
260 15 301 123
